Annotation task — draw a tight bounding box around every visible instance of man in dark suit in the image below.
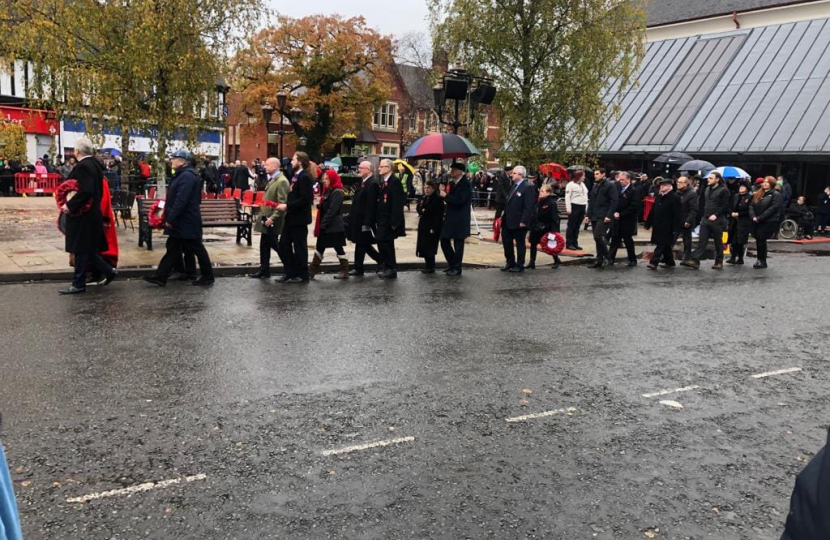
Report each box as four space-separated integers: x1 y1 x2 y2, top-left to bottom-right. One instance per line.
348 160 382 276
587 170 619 268
232 160 250 192
439 162 472 276
501 165 536 273
608 171 641 266
59 136 117 294
275 152 313 283
644 177 682 270
375 158 406 279
143 150 214 286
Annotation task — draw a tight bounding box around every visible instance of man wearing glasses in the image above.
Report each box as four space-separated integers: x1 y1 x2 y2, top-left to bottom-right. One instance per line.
375 159 406 278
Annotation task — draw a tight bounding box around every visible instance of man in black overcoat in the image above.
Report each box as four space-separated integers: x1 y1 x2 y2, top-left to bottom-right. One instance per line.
275 152 313 283
375 158 405 279
587 171 619 268
59 137 117 294
348 160 382 276
232 160 250 191
644 177 682 270
439 162 472 276
608 171 641 266
780 429 830 540
675 176 698 262
501 165 536 273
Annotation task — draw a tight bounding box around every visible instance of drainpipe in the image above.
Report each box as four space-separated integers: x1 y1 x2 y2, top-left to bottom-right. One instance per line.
732 11 741 29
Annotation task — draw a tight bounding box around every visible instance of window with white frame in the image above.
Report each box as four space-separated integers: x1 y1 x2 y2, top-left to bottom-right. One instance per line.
373 102 397 130
381 144 399 157
409 115 416 132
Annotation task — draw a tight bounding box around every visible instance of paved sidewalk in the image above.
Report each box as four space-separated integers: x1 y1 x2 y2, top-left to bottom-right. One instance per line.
1 196 824 281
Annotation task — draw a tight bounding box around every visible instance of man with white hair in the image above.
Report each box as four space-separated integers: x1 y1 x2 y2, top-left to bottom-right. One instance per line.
501 165 536 272
348 160 382 276
374 158 405 279
59 136 117 294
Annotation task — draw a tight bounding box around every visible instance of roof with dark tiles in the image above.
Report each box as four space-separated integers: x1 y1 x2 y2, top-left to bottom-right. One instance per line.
648 0 822 27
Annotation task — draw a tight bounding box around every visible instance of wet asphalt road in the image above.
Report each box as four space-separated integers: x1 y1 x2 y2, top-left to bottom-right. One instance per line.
1 255 829 540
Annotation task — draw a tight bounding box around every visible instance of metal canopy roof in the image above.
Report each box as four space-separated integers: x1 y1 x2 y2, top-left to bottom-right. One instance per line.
595 17 830 155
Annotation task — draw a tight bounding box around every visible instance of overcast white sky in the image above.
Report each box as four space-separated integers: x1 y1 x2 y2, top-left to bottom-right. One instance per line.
268 0 432 37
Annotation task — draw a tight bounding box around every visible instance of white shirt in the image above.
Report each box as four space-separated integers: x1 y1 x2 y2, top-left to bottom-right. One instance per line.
565 181 588 213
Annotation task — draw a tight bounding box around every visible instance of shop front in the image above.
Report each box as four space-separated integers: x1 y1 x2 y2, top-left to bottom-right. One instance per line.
0 106 58 164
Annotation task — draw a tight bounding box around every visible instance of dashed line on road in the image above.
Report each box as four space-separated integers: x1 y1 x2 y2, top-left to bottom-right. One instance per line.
505 407 577 423
321 436 415 456
642 385 700 399
66 473 207 504
751 367 803 379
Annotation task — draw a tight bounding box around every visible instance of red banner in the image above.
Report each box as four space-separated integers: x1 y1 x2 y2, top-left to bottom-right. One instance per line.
0 106 58 135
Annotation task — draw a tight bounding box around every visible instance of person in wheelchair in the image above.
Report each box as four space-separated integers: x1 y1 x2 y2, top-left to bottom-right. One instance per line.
788 196 814 239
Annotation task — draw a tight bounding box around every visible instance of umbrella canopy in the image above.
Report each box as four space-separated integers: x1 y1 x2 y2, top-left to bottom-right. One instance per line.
538 162 569 181
99 148 122 158
329 156 343 166
567 164 588 172
404 133 479 160
653 152 694 164
392 159 415 176
678 160 715 173
710 166 750 179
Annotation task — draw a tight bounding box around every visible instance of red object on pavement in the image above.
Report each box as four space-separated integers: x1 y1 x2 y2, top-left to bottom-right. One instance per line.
15 172 61 195
642 195 655 221
538 163 569 181
493 217 502 241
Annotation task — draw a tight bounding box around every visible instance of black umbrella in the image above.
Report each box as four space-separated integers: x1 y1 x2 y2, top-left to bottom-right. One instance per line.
678 160 715 173
567 164 588 171
653 152 694 164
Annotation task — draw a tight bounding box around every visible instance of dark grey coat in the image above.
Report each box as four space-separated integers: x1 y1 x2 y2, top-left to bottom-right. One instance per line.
440 176 472 239
65 157 107 254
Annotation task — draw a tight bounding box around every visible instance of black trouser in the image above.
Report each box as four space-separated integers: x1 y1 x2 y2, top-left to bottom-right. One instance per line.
592 220 611 261
314 237 345 258
650 244 674 266
259 225 281 274
155 237 196 277
157 237 213 280
72 252 114 289
754 222 777 262
278 224 308 278
502 227 528 267
566 204 585 246
353 231 381 272
377 239 397 271
693 218 726 261
609 230 636 263
440 237 465 270
674 228 693 260
423 254 435 270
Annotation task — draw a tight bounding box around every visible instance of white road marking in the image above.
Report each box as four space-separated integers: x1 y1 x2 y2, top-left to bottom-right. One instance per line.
751 367 803 379
66 473 207 504
321 436 415 456
659 400 684 409
642 385 700 398
505 407 577 423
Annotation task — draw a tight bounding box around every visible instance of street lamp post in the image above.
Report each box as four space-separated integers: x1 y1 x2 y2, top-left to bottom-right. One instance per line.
433 67 497 135
262 92 303 164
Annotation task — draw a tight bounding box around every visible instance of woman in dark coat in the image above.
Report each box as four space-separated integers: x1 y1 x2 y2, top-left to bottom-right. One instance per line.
310 169 348 279
749 176 782 269
644 178 682 270
416 180 444 273
727 182 752 265
528 184 562 269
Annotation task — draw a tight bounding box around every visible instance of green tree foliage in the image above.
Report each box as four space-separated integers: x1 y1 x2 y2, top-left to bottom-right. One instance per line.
430 0 646 165
0 121 27 163
232 15 394 161
0 0 261 188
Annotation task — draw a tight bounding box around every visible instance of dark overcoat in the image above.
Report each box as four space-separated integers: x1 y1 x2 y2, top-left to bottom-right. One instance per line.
348 177 379 243
503 180 536 230
285 168 313 227
65 156 107 254
416 193 444 258
375 174 406 241
164 164 203 240
729 192 753 244
531 195 560 233
589 178 619 222
645 190 682 246
440 176 472 239
780 429 830 540
615 184 641 237
319 188 345 235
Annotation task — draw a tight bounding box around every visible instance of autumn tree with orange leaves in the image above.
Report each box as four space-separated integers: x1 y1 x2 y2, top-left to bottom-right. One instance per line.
232 15 394 161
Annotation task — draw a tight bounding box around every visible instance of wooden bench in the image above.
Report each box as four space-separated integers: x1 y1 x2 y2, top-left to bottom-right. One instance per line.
556 197 568 222
138 198 252 251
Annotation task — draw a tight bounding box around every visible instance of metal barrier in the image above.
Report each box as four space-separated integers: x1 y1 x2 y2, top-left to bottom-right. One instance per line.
14 173 61 195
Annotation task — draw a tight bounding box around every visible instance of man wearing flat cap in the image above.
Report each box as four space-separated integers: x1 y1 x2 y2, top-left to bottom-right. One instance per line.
439 162 472 276
644 177 682 270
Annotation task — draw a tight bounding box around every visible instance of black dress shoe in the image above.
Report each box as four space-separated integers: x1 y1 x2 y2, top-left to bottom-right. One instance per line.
587 260 602 268
274 274 290 283
285 277 308 283
646 264 658 270
660 261 676 267
59 286 86 295
552 259 561 269
249 270 270 279
421 268 436 274
600 259 610 268
565 244 577 250
143 275 166 287
526 261 536 270
378 270 398 279
348 269 364 276
103 270 118 286
500 264 515 272
508 266 524 273
753 260 767 269
573 245 583 251
192 276 215 286
446 268 461 276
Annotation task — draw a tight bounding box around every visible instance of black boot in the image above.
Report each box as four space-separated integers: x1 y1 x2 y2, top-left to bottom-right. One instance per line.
552 256 561 269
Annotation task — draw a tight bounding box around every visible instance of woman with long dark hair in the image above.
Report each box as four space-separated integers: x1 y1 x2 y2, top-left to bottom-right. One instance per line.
749 176 782 269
